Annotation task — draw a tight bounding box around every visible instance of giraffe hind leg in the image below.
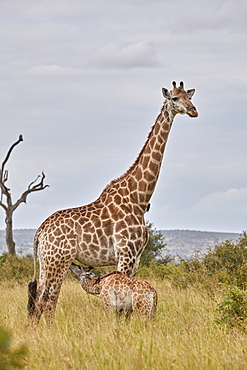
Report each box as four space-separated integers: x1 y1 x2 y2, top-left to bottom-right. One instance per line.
27 280 37 316
30 244 77 326
27 281 45 327
133 296 157 319
28 279 43 327
28 278 62 327
42 261 74 326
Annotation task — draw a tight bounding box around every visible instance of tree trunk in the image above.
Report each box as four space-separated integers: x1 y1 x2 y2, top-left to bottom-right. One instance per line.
5 212 16 255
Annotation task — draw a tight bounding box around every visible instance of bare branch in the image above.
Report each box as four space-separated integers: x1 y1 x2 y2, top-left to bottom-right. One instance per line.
0 199 8 212
3 170 8 183
0 135 23 197
1 134 23 179
28 174 41 190
12 171 49 212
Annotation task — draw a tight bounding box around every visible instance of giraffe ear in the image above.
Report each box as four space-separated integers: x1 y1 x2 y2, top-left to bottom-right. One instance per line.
162 88 171 100
187 89 195 99
84 266 94 272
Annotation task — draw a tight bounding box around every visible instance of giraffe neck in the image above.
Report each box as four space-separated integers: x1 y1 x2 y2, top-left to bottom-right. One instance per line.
79 277 101 295
124 100 175 210
99 100 175 212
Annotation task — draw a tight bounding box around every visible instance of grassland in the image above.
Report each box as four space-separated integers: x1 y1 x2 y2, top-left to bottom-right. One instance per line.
1 278 247 369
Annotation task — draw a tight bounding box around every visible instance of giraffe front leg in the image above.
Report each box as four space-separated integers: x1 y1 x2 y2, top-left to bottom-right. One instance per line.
131 255 142 277
116 243 139 278
116 225 148 277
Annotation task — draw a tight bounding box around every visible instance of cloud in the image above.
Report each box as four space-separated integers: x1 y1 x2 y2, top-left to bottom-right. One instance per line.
27 64 83 76
192 188 247 214
89 42 159 69
161 188 247 233
148 184 247 233
166 0 247 34
0 0 247 234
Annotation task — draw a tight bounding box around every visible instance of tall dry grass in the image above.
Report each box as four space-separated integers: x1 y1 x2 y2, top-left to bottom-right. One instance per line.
1 279 247 369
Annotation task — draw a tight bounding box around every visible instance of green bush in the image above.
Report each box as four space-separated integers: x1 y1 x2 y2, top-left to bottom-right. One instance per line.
203 233 247 289
0 254 35 283
138 261 168 280
140 222 173 266
169 232 247 291
216 285 247 329
137 232 247 292
137 261 188 286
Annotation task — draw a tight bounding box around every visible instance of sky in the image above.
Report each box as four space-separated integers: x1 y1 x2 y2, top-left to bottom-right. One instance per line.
0 0 247 233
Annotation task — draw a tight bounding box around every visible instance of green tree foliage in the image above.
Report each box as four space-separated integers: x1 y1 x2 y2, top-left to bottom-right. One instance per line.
140 222 173 266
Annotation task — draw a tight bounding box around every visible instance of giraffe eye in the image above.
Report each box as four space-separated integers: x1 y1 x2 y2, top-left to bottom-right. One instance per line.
172 97 179 101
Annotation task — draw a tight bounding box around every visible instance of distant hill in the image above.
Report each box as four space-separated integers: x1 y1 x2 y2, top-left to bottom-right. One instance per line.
0 228 241 259
0 229 36 256
161 229 240 259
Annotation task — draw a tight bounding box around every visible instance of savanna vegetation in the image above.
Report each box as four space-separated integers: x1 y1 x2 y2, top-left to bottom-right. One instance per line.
0 230 247 369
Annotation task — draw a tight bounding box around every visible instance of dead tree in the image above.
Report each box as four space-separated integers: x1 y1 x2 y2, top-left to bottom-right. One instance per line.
0 135 49 255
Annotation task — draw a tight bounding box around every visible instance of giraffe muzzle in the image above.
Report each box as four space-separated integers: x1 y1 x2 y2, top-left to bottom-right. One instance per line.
187 105 198 117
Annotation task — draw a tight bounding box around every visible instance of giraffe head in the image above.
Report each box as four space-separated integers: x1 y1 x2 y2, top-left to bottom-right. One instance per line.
162 81 198 117
69 263 95 282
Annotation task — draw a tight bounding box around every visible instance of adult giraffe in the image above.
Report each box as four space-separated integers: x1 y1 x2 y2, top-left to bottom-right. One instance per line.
28 81 198 325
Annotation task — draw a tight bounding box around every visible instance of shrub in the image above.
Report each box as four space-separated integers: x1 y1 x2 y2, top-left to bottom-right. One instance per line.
170 232 247 291
0 254 35 283
216 285 247 329
140 222 173 266
203 232 247 289
137 261 187 285
138 261 169 280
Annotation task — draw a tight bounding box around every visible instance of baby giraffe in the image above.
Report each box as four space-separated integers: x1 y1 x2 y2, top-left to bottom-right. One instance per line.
69 263 157 318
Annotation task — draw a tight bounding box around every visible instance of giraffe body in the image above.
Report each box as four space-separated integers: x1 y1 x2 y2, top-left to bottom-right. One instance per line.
28 81 198 325
69 263 157 318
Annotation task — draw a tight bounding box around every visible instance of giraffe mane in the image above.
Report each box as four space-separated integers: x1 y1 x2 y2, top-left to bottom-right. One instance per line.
99 108 164 197
95 270 123 282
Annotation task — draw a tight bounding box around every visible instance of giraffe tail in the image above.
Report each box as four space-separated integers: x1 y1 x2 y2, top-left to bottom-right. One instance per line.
27 231 39 316
28 280 37 315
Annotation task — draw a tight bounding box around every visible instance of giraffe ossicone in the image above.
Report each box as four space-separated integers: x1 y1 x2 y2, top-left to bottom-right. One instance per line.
69 263 157 318
28 81 198 326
